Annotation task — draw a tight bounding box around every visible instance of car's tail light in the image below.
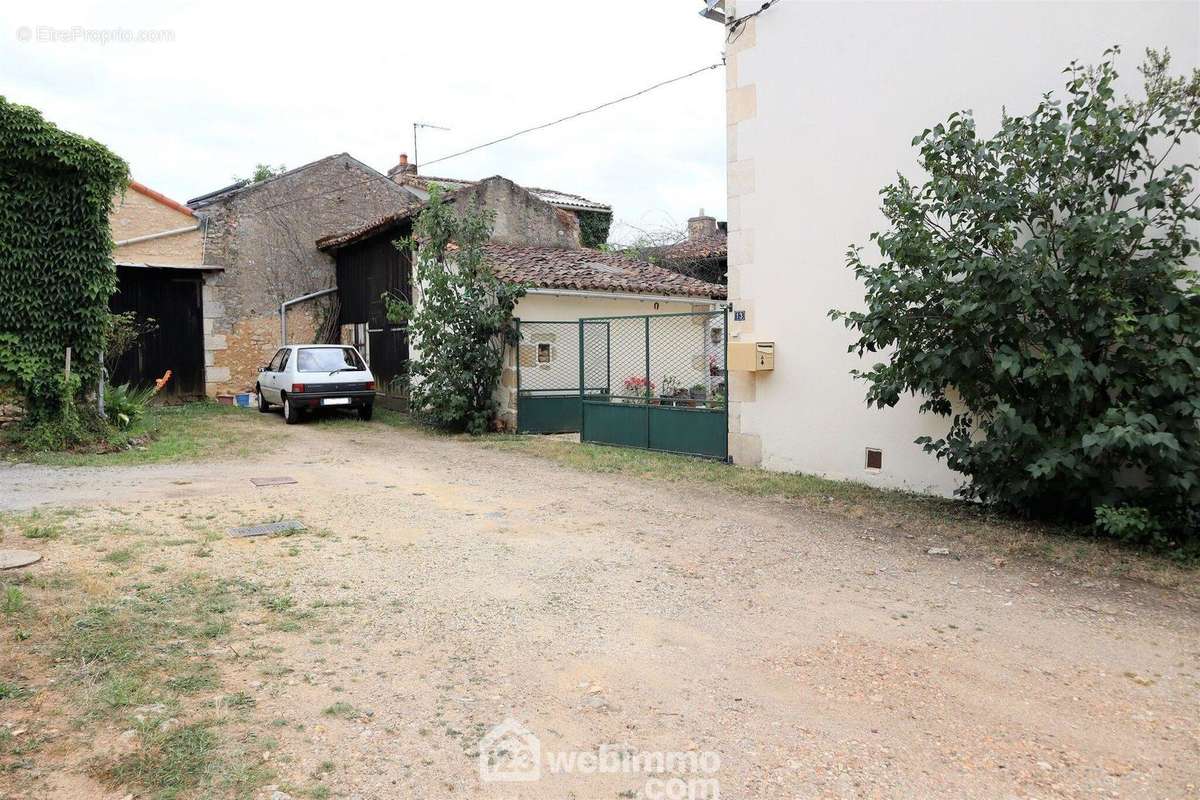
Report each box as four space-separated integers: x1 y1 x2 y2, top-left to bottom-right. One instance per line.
291 383 305 393
366 381 375 391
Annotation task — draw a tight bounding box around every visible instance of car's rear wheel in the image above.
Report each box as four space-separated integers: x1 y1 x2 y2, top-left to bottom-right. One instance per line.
257 385 270 413
283 396 301 425
358 403 373 421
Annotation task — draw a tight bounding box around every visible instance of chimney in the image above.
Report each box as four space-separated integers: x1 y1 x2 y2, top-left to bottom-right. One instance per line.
687 208 717 241
389 152 417 179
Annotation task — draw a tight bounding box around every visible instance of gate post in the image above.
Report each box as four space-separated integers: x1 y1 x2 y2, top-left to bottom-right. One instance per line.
644 315 651 449
722 307 730 461
514 318 521 433
578 319 586 441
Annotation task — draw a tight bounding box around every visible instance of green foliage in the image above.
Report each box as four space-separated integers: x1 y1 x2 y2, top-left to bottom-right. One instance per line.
832 48 1200 544
576 210 612 249
105 382 157 430
2 585 25 614
1094 505 1164 546
385 187 526 434
0 97 128 423
235 163 286 183
104 311 158 373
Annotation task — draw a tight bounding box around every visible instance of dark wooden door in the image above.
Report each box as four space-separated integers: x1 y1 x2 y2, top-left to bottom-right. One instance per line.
335 229 411 386
110 267 206 396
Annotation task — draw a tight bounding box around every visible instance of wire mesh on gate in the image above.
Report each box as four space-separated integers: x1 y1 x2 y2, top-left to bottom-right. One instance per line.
589 311 726 409
517 320 609 395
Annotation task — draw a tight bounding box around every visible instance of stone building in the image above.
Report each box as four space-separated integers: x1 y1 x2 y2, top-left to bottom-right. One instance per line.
186 154 413 396
319 174 724 432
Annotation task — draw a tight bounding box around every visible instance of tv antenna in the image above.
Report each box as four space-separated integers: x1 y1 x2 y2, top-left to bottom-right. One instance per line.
413 122 450 171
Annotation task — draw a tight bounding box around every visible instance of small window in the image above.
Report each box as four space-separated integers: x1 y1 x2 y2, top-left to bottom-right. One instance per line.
865 448 883 470
537 343 552 364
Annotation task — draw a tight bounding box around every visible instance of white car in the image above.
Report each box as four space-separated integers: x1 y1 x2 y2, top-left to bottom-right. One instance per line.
256 344 376 424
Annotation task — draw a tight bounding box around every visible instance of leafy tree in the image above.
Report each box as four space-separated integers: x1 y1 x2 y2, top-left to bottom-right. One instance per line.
832 48 1200 544
385 187 525 434
234 163 286 183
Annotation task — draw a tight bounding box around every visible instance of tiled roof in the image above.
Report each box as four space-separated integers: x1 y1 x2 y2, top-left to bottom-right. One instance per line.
645 233 728 263
128 181 196 217
314 203 422 251
482 244 725 299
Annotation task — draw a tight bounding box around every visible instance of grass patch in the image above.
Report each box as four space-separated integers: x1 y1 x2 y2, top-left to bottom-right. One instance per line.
3 402 278 467
0 681 32 701
322 701 369 720
2 585 26 614
4 572 269 796
102 547 137 566
99 720 218 798
261 594 295 613
166 665 220 694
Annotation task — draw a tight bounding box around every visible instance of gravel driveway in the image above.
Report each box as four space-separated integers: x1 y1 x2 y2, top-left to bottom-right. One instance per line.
3 417 1197 799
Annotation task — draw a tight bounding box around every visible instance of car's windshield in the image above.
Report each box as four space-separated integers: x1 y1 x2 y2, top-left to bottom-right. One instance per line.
296 347 365 373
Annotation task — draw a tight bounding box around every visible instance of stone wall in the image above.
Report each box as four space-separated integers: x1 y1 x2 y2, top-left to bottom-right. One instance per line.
195 154 410 395
453 177 581 249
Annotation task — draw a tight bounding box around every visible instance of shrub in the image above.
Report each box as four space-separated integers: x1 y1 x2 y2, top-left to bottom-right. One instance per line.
832 48 1200 544
104 382 157 430
385 187 525 434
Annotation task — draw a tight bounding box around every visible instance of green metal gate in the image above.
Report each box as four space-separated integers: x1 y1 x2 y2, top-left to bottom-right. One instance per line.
515 319 609 434
579 310 728 459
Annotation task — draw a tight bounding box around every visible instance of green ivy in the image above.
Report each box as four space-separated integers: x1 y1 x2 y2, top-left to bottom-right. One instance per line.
577 210 612 249
0 97 129 417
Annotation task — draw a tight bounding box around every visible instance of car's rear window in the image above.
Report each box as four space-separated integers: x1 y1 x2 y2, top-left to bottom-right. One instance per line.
296 347 365 373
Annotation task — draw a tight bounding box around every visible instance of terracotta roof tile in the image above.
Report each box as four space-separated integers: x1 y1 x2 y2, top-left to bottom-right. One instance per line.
482 244 725 299
644 233 727 262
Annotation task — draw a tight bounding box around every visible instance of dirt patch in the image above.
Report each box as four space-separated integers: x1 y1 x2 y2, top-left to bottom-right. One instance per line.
2 415 1198 799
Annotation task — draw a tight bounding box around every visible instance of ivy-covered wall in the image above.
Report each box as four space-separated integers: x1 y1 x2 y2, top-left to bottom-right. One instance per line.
576 209 612 249
0 97 128 411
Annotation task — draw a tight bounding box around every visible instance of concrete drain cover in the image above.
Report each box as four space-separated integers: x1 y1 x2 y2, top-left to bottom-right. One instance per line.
0 550 43 570
250 476 297 487
229 520 306 538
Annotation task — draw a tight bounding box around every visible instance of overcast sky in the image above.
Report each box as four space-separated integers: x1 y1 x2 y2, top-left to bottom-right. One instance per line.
1 1 727 244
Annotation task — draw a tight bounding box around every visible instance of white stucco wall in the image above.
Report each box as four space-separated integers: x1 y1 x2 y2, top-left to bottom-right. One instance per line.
725 0 1200 495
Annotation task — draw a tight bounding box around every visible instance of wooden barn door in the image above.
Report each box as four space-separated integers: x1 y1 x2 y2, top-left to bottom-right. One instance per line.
110 267 206 397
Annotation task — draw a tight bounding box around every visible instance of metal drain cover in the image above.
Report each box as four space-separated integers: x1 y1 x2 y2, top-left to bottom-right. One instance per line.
229 520 306 538
250 476 298 487
0 550 42 569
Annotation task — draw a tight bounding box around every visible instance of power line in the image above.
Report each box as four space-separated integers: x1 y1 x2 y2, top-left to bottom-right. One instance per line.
727 0 783 45
242 61 725 217
421 62 723 168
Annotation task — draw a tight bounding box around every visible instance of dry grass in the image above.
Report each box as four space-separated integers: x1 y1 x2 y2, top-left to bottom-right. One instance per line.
0 534 275 799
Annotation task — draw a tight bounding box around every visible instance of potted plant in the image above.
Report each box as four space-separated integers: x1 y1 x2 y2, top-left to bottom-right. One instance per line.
689 383 707 400
622 376 655 404
660 375 680 406
708 355 721 377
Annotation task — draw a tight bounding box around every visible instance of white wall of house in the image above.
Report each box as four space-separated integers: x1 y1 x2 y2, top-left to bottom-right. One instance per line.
724 0 1200 495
